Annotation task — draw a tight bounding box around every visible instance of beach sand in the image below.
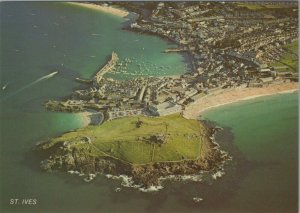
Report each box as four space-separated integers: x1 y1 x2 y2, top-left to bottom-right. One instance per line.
183 82 299 119
78 111 92 126
67 2 129 17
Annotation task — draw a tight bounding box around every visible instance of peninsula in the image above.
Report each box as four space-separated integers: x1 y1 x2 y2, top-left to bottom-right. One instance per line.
36 114 229 188
36 1 298 190
38 52 230 189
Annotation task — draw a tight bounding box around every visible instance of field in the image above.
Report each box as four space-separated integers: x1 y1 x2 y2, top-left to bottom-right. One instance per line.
46 114 207 165
271 40 298 72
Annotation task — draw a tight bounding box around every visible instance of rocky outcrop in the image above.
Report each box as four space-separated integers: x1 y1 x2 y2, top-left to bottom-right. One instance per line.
45 100 84 112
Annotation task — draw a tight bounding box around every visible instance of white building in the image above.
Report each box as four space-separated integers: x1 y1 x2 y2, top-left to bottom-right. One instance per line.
148 101 182 116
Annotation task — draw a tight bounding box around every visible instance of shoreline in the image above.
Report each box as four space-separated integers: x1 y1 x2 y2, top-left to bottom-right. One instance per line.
77 111 92 126
66 2 129 18
78 111 104 126
183 82 298 119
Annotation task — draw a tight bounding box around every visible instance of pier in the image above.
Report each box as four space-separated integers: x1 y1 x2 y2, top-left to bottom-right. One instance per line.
163 48 186 53
75 77 93 84
93 51 118 85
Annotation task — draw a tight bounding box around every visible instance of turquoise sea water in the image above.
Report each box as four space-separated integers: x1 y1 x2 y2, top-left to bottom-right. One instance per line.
0 2 298 213
201 92 298 213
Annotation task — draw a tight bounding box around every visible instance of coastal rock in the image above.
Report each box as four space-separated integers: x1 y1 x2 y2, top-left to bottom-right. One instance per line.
37 137 230 188
64 153 76 170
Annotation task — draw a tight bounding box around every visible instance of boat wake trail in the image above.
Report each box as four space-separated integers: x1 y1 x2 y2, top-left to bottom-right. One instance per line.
15 71 58 92
1 71 58 101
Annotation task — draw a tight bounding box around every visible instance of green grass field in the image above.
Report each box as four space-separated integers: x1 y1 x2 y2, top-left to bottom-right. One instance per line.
271 40 298 72
46 114 207 165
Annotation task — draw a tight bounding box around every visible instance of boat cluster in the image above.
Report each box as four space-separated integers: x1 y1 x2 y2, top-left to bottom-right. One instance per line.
110 56 174 77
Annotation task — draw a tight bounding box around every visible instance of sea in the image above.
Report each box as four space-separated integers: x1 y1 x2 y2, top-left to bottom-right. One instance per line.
0 2 298 213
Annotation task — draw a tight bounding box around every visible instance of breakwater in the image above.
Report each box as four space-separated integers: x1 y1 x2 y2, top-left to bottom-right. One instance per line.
93 52 118 85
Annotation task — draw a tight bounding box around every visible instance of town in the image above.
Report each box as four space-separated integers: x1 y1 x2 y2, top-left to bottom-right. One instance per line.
45 1 298 122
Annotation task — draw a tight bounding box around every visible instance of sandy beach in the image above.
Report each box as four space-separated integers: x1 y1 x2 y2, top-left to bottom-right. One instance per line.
183 82 298 119
78 111 92 126
67 2 129 17
78 111 104 126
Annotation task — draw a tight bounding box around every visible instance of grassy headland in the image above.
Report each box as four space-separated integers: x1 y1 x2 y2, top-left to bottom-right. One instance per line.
38 114 208 165
36 114 228 187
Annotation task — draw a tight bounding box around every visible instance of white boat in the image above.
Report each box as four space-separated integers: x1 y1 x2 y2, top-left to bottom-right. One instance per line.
48 71 59 77
2 83 8 90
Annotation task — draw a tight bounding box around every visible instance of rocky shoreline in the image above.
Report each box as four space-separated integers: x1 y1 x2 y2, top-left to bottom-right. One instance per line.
36 123 231 191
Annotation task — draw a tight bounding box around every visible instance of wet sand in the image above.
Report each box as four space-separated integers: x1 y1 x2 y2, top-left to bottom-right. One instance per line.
183 82 298 119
